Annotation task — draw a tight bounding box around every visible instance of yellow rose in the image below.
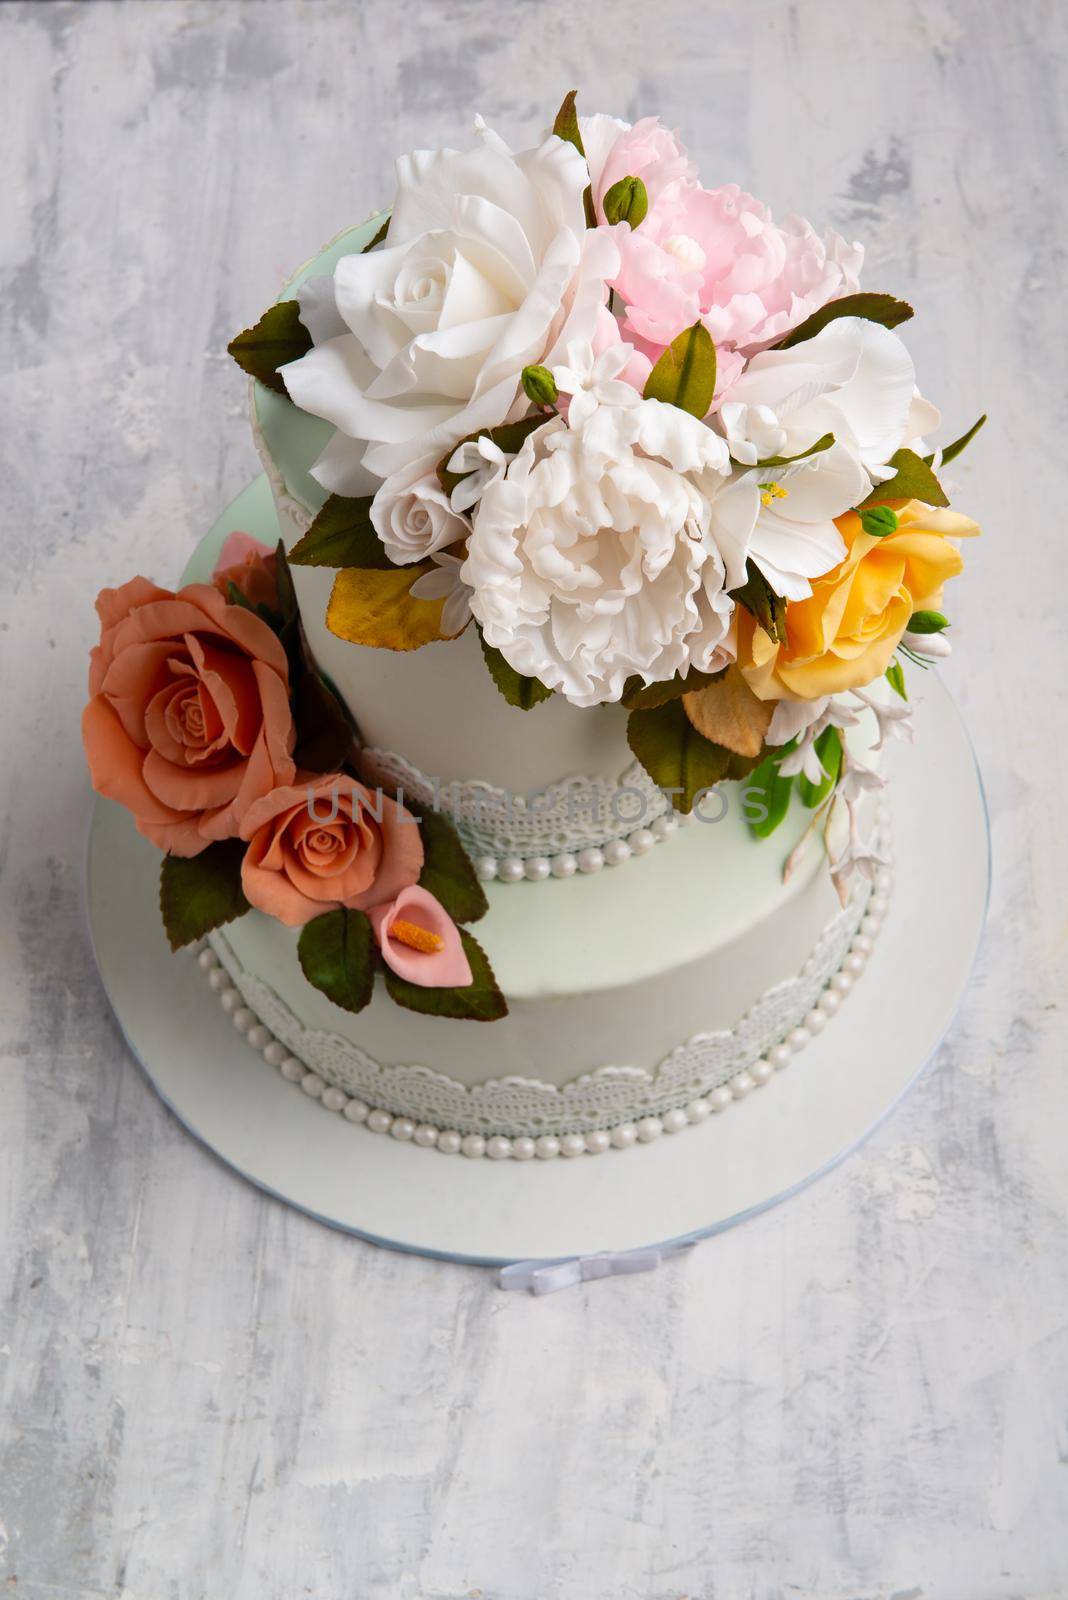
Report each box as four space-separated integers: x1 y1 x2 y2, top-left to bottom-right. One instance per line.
739 499 980 701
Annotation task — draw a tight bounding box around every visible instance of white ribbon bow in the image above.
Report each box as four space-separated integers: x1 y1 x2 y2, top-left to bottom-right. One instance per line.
498 1242 694 1296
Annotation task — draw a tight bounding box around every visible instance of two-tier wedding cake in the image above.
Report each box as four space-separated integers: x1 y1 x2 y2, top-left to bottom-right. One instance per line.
83 96 982 1163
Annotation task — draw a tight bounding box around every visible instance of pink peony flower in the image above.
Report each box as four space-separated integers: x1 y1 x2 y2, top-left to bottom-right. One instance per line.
590 116 697 220
590 118 863 411
370 885 473 989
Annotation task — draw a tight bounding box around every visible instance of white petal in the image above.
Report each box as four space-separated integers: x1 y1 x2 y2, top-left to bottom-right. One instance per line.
772 443 868 523
295 276 347 344
702 475 760 592
818 319 919 470
333 241 414 368
749 511 846 599
283 332 458 447
308 430 380 498
579 114 630 195
767 696 829 746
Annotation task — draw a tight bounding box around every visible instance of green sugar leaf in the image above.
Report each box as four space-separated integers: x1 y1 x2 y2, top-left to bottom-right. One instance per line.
620 666 725 712
159 841 250 951
774 292 914 349
643 321 717 420
926 413 987 467
288 495 394 570
227 300 312 396
754 433 834 470
858 448 949 510
627 699 761 813
414 807 489 925
297 908 376 1015
886 659 908 700
477 630 553 710
743 754 794 839
384 928 508 1022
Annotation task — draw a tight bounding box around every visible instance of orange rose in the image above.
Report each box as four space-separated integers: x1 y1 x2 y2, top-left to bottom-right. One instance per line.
83 579 296 856
740 500 979 700
212 530 280 613
238 773 425 927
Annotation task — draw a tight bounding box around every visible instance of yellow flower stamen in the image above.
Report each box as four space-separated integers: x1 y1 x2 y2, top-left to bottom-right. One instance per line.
390 918 445 954
759 481 789 508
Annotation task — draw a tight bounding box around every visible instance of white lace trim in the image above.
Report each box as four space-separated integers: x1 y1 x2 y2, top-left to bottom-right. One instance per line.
207 872 875 1138
361 747 673 865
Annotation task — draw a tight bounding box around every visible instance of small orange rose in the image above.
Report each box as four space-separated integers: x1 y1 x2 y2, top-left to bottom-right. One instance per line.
212 530 280 613
238 773 425 928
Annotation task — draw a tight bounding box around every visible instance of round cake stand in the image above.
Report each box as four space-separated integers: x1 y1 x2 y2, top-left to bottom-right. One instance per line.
84 482 990 1268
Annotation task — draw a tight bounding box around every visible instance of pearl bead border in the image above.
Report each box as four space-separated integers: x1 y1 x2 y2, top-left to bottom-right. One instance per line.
473 808 695 884
189 848 893 1161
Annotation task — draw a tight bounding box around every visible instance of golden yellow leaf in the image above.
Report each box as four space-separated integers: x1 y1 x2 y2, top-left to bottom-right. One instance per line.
326 564 449 651
682 665 773 758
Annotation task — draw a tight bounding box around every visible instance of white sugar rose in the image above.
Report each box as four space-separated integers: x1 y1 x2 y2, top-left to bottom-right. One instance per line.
281 121 622 492
461 404 734 707
370 459 469 565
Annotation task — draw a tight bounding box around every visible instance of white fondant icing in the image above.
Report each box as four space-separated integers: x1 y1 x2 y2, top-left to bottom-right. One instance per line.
207 824 885 1138
194 827 887 1153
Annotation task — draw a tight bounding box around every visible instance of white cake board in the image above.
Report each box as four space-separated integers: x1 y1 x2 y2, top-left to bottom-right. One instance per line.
84 481 990 1267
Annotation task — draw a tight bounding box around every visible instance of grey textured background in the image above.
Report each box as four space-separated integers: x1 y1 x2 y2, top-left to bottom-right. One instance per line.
2 2 1067 1596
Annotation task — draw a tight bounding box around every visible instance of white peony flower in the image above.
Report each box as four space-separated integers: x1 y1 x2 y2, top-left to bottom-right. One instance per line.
281 121 622 491
461 405 734 707
409 550 474 638
369 460 469 566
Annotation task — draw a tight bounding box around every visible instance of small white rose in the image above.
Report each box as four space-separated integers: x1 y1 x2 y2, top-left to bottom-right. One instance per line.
370 462 469 566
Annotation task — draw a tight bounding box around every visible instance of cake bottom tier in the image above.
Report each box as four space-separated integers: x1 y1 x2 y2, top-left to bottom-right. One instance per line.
203 812 891 1148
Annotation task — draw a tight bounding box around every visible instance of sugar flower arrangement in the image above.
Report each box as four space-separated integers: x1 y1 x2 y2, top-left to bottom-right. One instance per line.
83 95 984 1022
82 535 507 1021
229 92 983 901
